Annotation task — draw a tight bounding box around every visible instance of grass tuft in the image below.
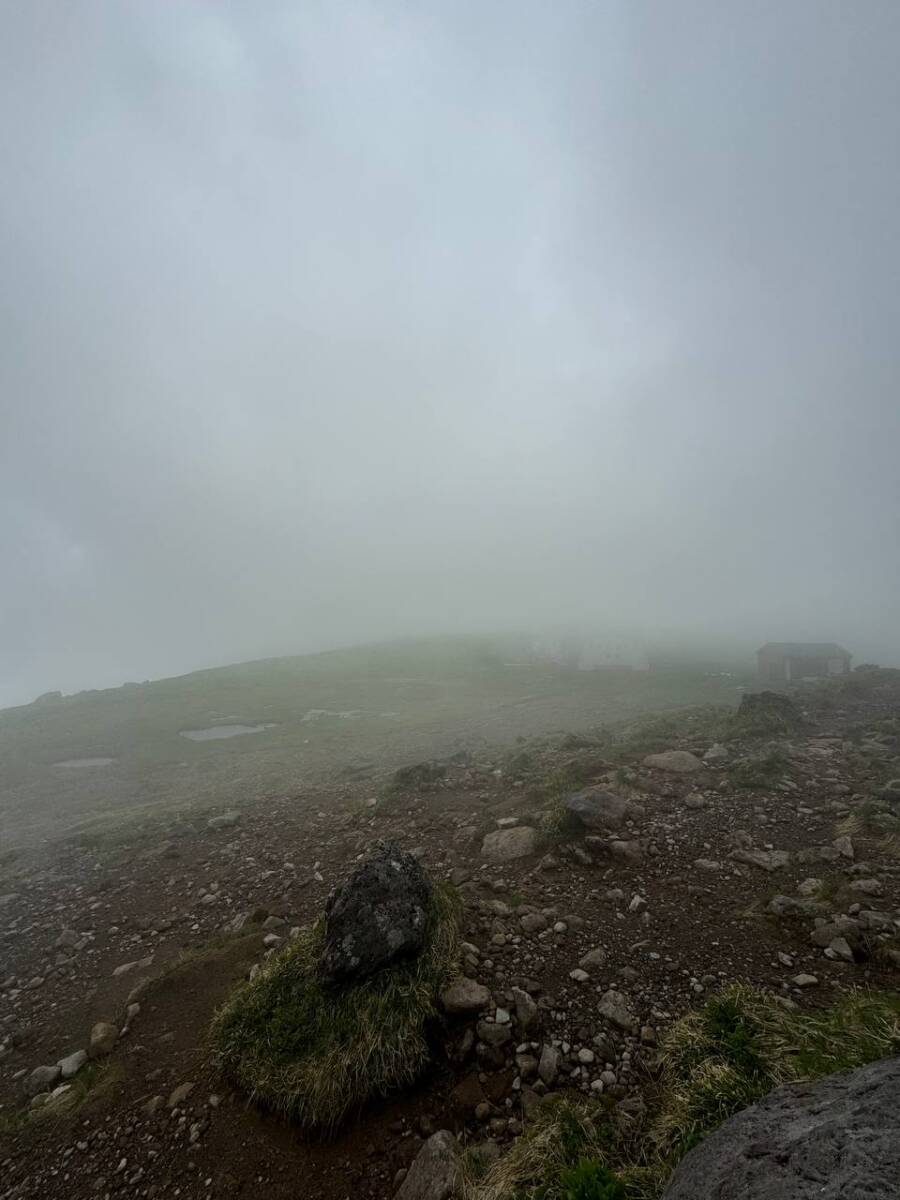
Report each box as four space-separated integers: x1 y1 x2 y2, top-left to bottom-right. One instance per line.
728 748 790 789
655 984 900 1161
211 882 461 1132
727 693 804 739
470 985 900 1200
465 1098 620 1200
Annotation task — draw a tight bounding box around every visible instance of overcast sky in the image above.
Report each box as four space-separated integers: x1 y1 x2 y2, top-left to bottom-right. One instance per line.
2 1 899 706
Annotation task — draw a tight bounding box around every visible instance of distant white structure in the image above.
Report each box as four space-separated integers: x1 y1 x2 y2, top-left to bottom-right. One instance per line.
531 634 649 671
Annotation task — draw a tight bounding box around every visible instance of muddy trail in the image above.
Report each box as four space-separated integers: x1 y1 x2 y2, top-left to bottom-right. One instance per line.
2 669 900 1200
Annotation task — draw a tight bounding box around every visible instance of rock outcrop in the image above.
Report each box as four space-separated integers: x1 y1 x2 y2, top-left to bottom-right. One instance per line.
661 1056 900 1199
319 842 433 985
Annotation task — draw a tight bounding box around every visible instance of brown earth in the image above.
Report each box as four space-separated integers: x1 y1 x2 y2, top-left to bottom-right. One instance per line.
2 670 900 1199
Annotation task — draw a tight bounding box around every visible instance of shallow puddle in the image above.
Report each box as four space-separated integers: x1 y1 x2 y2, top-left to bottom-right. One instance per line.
53 757 115 768
179 723 277 741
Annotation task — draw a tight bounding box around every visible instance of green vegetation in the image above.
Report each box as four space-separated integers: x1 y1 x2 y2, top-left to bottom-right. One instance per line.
385 759 447 795
470 986 900 1200
728 747 790 789
553 1161 628 1200
0 636 751 851
837 800 900 839
466 1098 626 1200
605 705 734 763
211 883 461 1131
726 692 803 738
0 1061 125 1138
655 985 900 1160
538 760 596 836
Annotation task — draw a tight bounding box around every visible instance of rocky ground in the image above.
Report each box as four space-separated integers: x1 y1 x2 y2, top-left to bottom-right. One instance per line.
2 669 900 1200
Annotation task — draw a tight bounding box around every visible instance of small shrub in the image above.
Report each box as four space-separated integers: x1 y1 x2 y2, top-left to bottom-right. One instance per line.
543 762 593 799
385 760 447 796
728 692 803 738
729 748 790 789
211 884 460 1131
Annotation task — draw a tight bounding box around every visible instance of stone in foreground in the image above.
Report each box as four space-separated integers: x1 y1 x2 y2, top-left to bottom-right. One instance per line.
480 826 539 862
319 841 433 985
661 1056 900 1199
89 1021 119 1059
395 1130 461 1200
440 977 491 1014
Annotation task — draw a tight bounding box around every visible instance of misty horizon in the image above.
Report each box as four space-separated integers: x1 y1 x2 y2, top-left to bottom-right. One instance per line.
3 2 899 709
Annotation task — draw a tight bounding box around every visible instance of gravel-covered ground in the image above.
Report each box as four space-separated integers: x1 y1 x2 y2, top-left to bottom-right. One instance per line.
2 670 900 1200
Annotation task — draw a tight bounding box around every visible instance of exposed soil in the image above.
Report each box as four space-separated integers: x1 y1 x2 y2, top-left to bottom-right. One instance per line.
2 670 900 1199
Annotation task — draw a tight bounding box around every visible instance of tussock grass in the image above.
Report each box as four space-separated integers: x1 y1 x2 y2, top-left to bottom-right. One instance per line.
607 706 733 763
538 762 596 837
726 693 803 739
464 1097 646 1200
876 832 900 860
837 801 900 840
728 747 790 789
655 984 900 1164
210 883 461 1132
471 986 900 1200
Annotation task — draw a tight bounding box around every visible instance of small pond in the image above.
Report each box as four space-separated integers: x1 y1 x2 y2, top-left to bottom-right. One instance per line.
179 723 278 742
54 757 115 768
301 709 363 722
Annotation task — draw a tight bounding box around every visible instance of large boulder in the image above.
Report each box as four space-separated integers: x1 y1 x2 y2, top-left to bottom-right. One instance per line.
319 842 433 985
563 788 629 830
661 1056 900 1199
481 826 539 862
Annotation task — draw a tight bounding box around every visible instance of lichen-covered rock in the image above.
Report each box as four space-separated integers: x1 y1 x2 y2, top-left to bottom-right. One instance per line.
661 1056 900 1199
319 842 433 985
563 788 629 830
480 826 539 862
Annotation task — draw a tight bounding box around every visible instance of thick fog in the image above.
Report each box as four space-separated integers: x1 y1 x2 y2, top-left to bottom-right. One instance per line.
2 1 899 707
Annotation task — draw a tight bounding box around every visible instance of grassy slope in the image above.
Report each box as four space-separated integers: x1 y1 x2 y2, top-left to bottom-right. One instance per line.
0 636 751 850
